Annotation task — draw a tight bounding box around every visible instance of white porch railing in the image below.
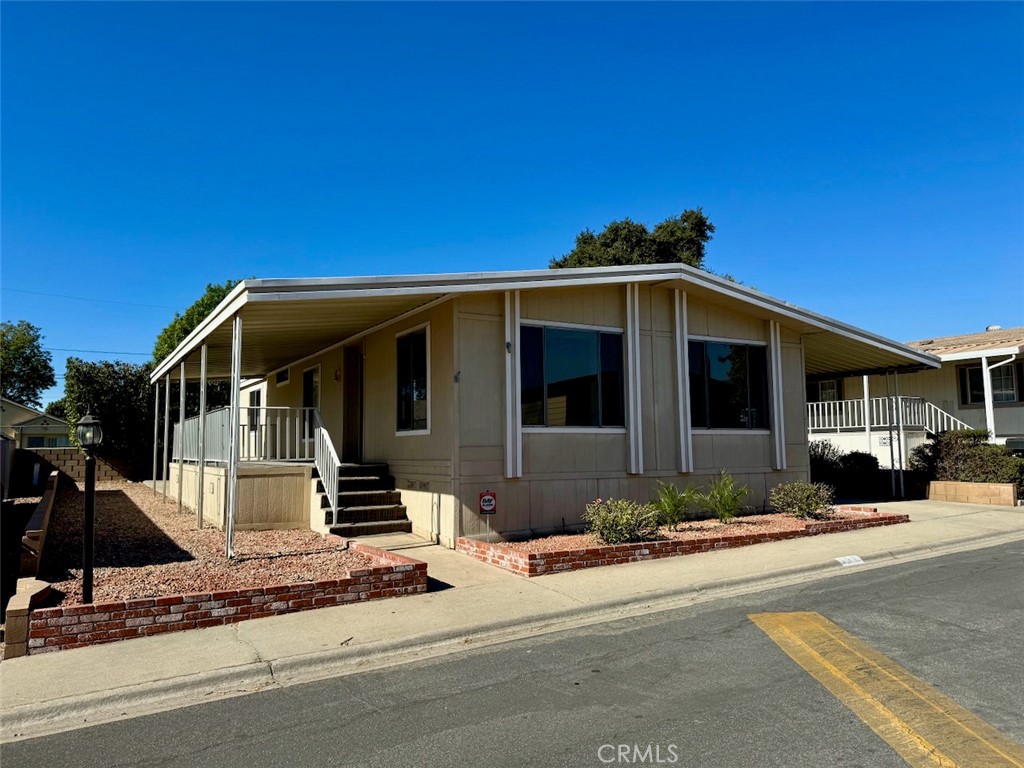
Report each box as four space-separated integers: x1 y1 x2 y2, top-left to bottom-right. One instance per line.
173 406 322 463
173 405 342 521
807 397 970 434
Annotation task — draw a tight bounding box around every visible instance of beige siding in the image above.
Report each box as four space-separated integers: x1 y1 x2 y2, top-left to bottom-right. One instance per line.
455 285 810 540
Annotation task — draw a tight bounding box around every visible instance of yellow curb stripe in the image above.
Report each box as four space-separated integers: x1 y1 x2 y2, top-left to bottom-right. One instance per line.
749 612 1024 768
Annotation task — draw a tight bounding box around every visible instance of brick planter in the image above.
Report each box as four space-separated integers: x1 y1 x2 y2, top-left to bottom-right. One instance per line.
928 481 1018 507
20 541 426 656
457 508 909 577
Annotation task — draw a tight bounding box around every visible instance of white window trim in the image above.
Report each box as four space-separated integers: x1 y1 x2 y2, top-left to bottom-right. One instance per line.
275 368 290 387
520 319 624 334
396 322 431 437
689 334 768 346
691 429 773 436
518 319 628 433
522 427 627 435
991 363 1017 402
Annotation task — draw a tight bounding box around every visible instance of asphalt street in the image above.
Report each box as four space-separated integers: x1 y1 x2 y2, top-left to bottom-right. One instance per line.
4 542 1022 768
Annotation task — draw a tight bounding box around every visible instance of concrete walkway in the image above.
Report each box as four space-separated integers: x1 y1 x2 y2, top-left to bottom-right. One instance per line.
1 500 1021 742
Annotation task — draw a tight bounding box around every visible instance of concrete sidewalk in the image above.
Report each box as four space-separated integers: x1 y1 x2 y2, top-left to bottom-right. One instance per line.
2 500 1021 742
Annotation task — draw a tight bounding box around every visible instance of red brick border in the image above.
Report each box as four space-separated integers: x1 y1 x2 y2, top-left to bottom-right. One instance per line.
456 508 909 577
24 540 427 655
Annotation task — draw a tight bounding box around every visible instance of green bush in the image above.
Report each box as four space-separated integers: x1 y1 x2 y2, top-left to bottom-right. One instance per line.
583 498 661 544
770 482 835 519
702 470 749 524
839 451 879 473
916 430 1024 495
652 481 701 531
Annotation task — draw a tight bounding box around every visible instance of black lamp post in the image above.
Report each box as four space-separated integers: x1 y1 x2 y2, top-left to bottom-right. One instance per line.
76 413 103 604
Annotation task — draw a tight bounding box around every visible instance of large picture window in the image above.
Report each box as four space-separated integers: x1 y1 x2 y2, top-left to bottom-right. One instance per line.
688 340 770 430
397 327 429 432
520 325 625 428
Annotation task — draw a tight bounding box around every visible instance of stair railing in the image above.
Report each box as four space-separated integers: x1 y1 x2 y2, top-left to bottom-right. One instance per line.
923 402 971 435
312 410 342 525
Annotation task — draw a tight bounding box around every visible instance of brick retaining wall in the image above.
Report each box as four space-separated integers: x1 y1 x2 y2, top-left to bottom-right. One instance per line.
24 447 126 482
928 481 1018 507
23 541 427 655
457 509 910 577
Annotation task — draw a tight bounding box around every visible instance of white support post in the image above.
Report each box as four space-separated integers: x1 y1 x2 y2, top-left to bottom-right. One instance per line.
981 355 996 443
197 343 207 529
513 291 522 478
769 321 787 471
162 374 170 499
503 291 522 479
226 315 242 559
673 290 692 473
151 383 160 495
863 375 871 453
625 284 643 475
894 371 905 498
177 361 186 514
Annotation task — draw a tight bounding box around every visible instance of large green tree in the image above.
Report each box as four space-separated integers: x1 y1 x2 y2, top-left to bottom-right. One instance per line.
0 320 57 407
63 358 155 478
153 279 241 362
550 209 715 270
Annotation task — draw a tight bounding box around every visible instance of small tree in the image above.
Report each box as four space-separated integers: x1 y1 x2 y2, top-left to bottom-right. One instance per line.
0 320 56 407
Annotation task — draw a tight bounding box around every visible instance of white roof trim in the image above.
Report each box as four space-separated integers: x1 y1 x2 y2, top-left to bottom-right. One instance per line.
937 346 1024 362
151 263 941 382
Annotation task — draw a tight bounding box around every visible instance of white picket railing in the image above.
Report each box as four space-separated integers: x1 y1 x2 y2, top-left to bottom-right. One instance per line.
173 406 324 463
807 396 943 433
923 401 971 434
312 410 341 524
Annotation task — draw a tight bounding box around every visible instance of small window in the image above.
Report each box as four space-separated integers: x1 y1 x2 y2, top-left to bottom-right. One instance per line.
689 340 770 430
248 390 262 432
519 325 624 428
397 328 429 432
275 369 290 386
960 363 1022 405
27 436 44 448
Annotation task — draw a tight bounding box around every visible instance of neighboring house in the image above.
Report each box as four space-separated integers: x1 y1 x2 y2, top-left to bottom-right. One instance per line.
0 398 72 448
152 263 937 546
806 326 1023 468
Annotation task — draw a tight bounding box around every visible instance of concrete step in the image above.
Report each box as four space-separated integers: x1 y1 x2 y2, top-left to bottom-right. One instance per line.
328 520 413 537
328 504 409 525
337 476 395 493
337 463 390 479
337 490 403 507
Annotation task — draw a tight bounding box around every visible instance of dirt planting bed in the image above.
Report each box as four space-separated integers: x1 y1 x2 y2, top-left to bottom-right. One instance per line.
38 481 376 604
457 507 909 576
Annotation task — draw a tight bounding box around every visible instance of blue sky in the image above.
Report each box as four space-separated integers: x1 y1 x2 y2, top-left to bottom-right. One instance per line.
2 2 1022 407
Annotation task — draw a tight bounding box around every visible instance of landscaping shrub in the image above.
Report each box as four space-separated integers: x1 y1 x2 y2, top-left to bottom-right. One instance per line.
809 440 843 479
914 430 1024 496
583 498 661 544
839 451 879 474
652 481 701 531
770 482 835 519
702 470 749 524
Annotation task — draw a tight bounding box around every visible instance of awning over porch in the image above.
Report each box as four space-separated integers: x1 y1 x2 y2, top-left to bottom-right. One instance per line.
151 264 941 383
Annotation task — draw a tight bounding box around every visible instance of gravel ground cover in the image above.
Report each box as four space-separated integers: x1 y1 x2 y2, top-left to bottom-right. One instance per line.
500 510 870 554
39 481 374 604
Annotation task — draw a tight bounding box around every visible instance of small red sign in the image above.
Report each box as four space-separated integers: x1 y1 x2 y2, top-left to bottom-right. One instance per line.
479 491 497 514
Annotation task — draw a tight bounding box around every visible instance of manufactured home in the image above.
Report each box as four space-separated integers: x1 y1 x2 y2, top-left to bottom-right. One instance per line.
806 326 1024 468
152 264 939 547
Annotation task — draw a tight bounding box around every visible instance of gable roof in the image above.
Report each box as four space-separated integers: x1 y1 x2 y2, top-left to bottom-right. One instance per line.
1 397 47 426
907 327 1024 360
151 263 941 383
12 413 70 430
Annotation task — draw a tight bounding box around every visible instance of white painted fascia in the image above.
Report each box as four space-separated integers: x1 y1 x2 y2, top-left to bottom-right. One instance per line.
936 346 1024 362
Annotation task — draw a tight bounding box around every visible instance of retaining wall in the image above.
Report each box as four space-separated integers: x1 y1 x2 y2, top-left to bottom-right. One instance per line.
457 509 910 577
928 481 1018 507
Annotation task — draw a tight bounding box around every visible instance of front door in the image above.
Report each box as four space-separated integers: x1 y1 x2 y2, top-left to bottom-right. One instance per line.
342 345 363 462
302 365 320 448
